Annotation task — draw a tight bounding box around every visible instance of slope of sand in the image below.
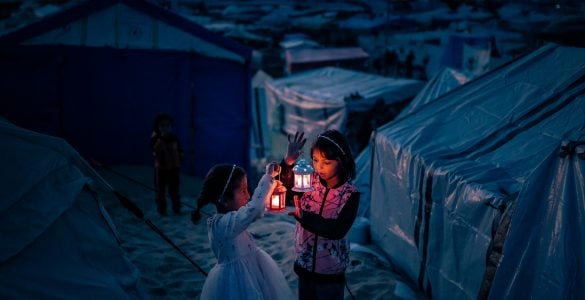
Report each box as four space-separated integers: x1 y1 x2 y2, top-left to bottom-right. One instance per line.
98 165 426 300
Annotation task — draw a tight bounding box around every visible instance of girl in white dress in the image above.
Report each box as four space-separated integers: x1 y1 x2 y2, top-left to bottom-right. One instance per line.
191 163 293 300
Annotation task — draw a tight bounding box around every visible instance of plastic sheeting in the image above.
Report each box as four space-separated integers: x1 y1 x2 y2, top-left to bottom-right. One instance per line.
339 15 417 30
440 34 493 77
355 66 469 218
400 67 471 116
0 0 252 177
368 43 585 299
264 67 424 141
251 70 273 160
0 119 146 298
489 144 585 299
284 47 369 74
5 0 248 63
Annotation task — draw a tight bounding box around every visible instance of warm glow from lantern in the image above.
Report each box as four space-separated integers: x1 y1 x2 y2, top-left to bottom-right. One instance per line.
271 195 280 209
267 189 286 212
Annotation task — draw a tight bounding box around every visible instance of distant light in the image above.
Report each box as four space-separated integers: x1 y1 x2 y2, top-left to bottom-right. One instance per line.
555 4 561 9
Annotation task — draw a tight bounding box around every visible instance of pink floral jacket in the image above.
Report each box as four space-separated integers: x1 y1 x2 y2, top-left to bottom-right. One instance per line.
293 172 359 276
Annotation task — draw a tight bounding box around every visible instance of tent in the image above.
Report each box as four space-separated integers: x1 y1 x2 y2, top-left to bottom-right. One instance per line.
440 33 493 77
250 70 272 160
284 47 369 74
264 67 424 146
354 66 470 218
0 118 146 298
367 43 585 299
279 33 320 51
0 0 252 177
400 67 471 116
339 15 418 31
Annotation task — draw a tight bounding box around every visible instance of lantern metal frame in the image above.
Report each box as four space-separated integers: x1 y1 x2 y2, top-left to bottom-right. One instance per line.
292 158 314 192
266 174 287 212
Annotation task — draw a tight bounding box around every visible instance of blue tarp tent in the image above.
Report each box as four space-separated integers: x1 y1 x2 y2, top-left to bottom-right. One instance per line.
367 43 585 299
399 67 471 117
0 0 252 177
0 118 146 298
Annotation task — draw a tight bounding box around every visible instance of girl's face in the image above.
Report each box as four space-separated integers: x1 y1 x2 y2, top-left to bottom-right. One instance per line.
225 176 250 211
312 149 340 186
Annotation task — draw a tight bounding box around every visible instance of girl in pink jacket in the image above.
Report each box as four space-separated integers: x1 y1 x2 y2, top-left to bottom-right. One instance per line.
281 130 359 300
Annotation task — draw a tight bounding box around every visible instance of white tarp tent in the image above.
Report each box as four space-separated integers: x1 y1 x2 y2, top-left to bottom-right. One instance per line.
264 66 424 141
367 43 585 299
0 118 146 299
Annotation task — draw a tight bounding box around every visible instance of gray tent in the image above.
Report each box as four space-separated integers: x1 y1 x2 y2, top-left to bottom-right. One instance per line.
355 66 470 218
0 118 146 299
367 43 585 299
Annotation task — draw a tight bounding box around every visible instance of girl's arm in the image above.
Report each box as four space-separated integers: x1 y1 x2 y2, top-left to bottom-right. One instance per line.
280 131 306 190
294 192 360 240
222 170 277 238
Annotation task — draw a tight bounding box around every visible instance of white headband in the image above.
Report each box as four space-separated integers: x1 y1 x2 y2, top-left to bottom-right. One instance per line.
219 164 236 202
318 135 345 156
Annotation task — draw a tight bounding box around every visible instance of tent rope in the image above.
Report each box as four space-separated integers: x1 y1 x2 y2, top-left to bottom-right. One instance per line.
112 190 209 277
90 159 211 217
85 160 208 277
559 140 585 160
346 280 356 300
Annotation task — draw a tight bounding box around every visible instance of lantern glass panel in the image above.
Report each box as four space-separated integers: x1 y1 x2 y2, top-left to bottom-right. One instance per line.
292 158 314 192
302 174 310 188
267 190 286 212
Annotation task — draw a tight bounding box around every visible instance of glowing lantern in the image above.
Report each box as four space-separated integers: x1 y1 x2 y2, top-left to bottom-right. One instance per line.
267 184 287 212
292 158 314 192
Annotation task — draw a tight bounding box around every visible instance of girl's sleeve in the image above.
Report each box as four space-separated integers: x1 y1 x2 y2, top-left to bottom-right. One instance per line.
221 174 276 238
295 192 360 240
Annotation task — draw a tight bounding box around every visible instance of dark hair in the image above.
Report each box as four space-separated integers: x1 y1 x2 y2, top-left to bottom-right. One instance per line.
310 129 356 181
152 113 174 134
191 164 246 223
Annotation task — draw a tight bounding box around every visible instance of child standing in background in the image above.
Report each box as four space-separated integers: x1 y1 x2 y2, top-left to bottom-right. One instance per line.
192 163 293 300
281 130 360 300
151 113 183 215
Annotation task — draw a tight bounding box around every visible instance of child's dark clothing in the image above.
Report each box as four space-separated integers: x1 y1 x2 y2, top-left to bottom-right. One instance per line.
151 132 183 214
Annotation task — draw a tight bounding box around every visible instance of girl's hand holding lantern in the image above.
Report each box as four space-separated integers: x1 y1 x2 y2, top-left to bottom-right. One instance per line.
266 162 281 178
274 181 287 194
266 162 287 212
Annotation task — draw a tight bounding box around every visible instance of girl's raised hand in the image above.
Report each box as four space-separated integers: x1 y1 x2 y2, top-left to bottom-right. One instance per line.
285 131 307 165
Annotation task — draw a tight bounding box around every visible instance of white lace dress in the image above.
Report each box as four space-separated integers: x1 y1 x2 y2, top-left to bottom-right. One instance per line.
200 174 294 300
